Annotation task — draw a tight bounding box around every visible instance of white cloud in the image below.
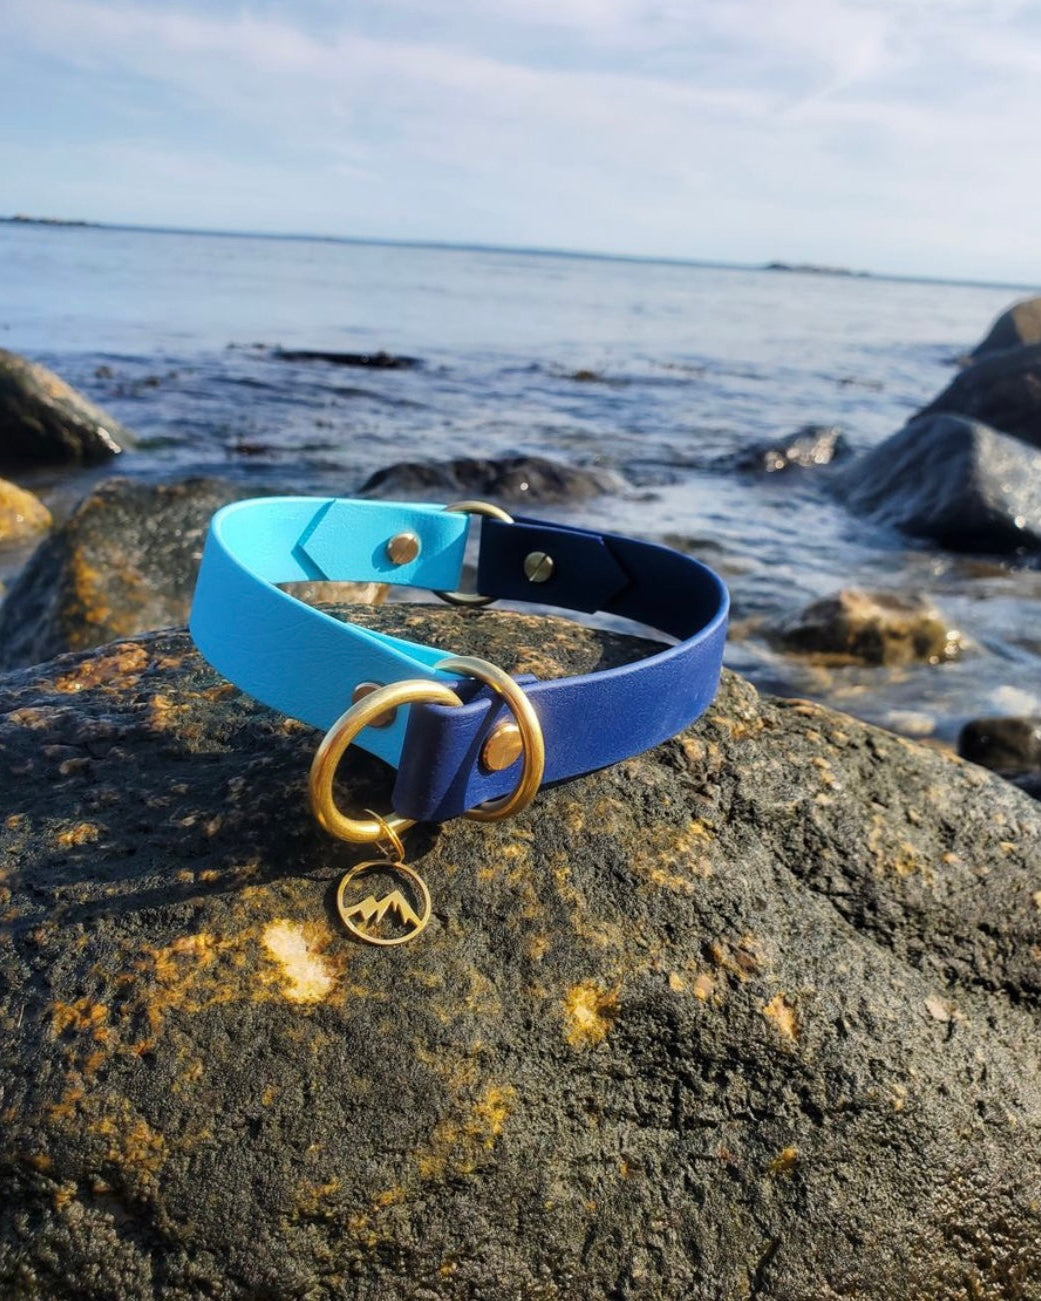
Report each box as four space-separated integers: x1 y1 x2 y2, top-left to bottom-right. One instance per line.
1 0 1040 278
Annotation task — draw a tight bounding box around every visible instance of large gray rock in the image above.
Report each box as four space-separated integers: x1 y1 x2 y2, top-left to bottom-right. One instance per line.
969 296 1041 362
361 454 626 504
1 606 1041 1298
0 348 132 466
917 341 1041 448
0 477 383 671
834 413 1041 552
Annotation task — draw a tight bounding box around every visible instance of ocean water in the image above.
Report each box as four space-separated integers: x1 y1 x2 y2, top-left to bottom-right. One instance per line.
2 220 1040 745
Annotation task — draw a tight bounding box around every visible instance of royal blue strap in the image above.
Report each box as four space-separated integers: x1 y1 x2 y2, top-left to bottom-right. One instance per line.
189 498 728 823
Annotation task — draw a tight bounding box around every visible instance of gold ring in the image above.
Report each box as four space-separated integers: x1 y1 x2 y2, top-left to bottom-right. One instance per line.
434 500 514 607
309 678 463 843
435 655 545 821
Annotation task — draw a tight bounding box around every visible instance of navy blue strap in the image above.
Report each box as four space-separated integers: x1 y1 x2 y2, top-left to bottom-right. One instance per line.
395 516 727 820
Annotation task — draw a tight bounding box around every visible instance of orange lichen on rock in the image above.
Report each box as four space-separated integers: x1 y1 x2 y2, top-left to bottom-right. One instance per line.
51 998 110 1039
630 818 715 892
768 1146 798 1175
67 549 115 642
52 643 149 694
54 822 101 848
415 1083 516 1180
149 693 191 730
762 993 800 1042
563 980 620 1048
708 934 766 981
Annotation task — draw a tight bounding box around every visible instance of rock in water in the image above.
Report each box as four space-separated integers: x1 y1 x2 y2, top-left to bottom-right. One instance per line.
361 455 625 504
0 349 132 466
0 477 384 671
969 296 1041 362
959 716 1041 774
772 588 961 665
723 425 851 474
0 478 51 543
1 605 1041 1299
274 348 420 369
916 342 1041 448
834 413 1041 552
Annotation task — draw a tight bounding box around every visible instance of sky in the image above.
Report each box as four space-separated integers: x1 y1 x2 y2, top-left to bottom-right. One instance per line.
2 0 1040 282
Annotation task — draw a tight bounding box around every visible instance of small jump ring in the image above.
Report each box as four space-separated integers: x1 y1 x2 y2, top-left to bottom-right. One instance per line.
435 654 545 822
362 808 406 862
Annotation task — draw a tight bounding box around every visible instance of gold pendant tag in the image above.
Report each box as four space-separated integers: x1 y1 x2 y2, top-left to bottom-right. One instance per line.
335 860 432 946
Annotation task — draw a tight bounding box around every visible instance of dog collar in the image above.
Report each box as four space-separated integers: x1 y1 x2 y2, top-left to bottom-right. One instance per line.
190 497 728 937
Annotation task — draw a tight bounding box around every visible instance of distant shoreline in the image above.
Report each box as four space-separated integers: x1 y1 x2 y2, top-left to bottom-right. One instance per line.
1 214 1037 295
4 214 97 228
764 260 870 279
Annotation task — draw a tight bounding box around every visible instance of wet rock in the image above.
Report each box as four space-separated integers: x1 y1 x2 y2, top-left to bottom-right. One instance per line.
772 588 961 666
958 716 1041 773
917 342 1041 448
274 348 420 370
0 348 132 466
0 478 383 671
834 413 1041 552
968 296 1041 363
361 454 626 504
2 606 1041 1298
0 478 51 543
1010 771 1041 800
723 424 852 474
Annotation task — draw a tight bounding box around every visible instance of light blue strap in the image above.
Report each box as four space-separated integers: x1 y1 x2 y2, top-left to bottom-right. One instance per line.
189 498 468 765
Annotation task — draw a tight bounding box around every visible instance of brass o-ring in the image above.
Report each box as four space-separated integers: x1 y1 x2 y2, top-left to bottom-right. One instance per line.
309 678 463 844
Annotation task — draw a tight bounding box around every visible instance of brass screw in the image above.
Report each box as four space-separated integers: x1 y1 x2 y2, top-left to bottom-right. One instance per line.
386 531 421 565
523 551 555 583
481 721 524 772
351 681 396 728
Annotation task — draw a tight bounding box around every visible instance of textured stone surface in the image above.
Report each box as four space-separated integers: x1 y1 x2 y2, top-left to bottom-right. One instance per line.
0 478 385 672
360 455 625 504
834 413 1041 552
1 606 1041 1299
0 479 51 543
0 349 132 467
917 342 1041 448
772 588 961 666
969 296 1041 363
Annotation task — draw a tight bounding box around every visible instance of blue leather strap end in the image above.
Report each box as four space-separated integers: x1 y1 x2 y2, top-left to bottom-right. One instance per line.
188 497 729 824
393 517 728 820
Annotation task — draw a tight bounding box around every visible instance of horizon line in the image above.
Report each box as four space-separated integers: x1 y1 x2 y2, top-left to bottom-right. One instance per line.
3 213 1038 296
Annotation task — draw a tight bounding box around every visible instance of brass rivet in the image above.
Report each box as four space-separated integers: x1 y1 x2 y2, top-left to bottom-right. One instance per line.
523 550 555 583
351 681 396 728
481 721 524 772
386 531 421 565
